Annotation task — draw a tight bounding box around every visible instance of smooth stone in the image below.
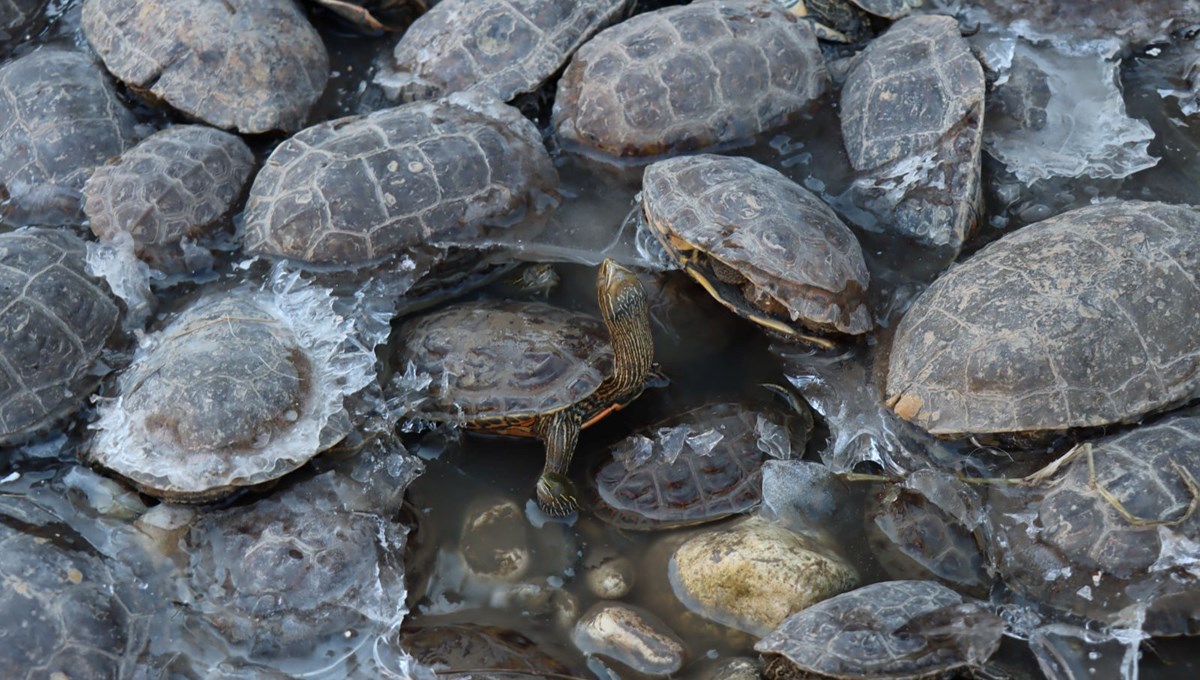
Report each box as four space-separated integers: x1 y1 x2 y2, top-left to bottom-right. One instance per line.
573 602 686 677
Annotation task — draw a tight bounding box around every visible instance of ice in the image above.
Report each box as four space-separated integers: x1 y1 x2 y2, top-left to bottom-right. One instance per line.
902 468 988 530
1149 525 1200 576
686 428 724 457
1028 624 1138 680
613 425 724 469
655 424 689 465
85 232 157 330
760 460 860 539
754 415 792 459
985 40 1158 184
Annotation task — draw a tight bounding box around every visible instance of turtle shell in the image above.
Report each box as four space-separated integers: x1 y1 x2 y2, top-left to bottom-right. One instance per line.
0 521 148 678
379 0 625 102
990 412 1200 635
395 624 575 677
81 0 328 133
242 92 558 266
0 48 137 224
851 0 920 19
395 300 612 424
642 154 871 336
886 200 1200 439
593 400 813 530
87 284 375 501
84 125 255 273
552 0 829 160
755 580 1004 679
0 229 120 445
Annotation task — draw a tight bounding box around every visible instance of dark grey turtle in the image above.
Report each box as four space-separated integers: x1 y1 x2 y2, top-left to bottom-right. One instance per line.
865 471 993 599
242 92 558 267
395 260 655 515
886 201 1200 441
84 125 255 273
552 0 829 160
81 0 328 134
593 393 814 530
755 580 1004 679
990 413 1200 635
0 0 49 48
776 0 869 42
307 0 425 32
642 154 871 345
0 521 149 679
395 624 576 677
87 283 375 502
0 229 120 445
0 48 137 224
840 15 984 250
378 0 625 102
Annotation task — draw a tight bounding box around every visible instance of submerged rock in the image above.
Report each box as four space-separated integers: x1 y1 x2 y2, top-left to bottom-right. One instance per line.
573 602 686 676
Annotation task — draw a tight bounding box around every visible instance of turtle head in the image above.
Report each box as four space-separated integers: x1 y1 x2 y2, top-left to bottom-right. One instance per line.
597 259 654 392
536 472 579 517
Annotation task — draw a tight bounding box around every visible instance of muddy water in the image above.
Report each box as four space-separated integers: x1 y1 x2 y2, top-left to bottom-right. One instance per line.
5 1 1200 678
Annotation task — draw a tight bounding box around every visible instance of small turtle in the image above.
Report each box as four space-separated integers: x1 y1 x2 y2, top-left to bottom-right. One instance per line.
989 413 1200 635
394 624 575 677
593 387 814 530
377 0 625 103
886 201 1200 441
776 0 921 42
87 282 375 501
641 154 871 346
755 580 1004 679
307 0 425 32
242 92 558 267
81 0 329 133
0 48 137 224
553 0 829 160
394 259 656 516
840 14 984 250
0 520 149 678
84 125 256 273
0 229 120 445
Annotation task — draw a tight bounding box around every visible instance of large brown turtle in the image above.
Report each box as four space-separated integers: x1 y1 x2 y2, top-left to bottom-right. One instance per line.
0 229 120 445
552 0 829 160
0 48 137 224
81 0 329 133
641 154 871 346
394 259 656 516
885 200 1200 441
377 0 625 102
242 92 557 267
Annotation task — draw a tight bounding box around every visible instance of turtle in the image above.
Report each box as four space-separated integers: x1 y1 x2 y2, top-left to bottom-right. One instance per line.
0 519 150 679
393 624 576 677
864 470 993 599
242 92 558 267
592 387 815 530
755 580 1004 679
84 124 256 274
86 282 376 502
393 258 656 516
988 412 1200 635
376 0 626 103
840 14 985 250
552 0 829 161
81 0 329 134
0 0 49 49
306 0 426 32
885 200 1200 442
641 154 872 347
775 0 922 42
0 48 137 225
0 229 120 445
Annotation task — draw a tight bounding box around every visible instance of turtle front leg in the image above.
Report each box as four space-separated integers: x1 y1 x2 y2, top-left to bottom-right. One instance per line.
534 409 583 516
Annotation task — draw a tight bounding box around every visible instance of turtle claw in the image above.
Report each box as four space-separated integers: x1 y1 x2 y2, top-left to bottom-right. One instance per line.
536 472 579 517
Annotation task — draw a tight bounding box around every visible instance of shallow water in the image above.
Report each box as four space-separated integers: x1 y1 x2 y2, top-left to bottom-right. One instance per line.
5 0 1200 678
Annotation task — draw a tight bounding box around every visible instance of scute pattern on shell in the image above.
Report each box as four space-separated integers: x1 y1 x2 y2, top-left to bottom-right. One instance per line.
381 0 625 102
0 48 137 224
756 580 1003 679
643 154 871 334
242 93 558 265
553 0 829 159
0 522 146 679
886 201 1200 437
841 15 984 171
0 229 119 445
81 0 328 134
396 624 575 676
992 413 1200 635
594 401 807 529
396 300 613 422
84 125 255 271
